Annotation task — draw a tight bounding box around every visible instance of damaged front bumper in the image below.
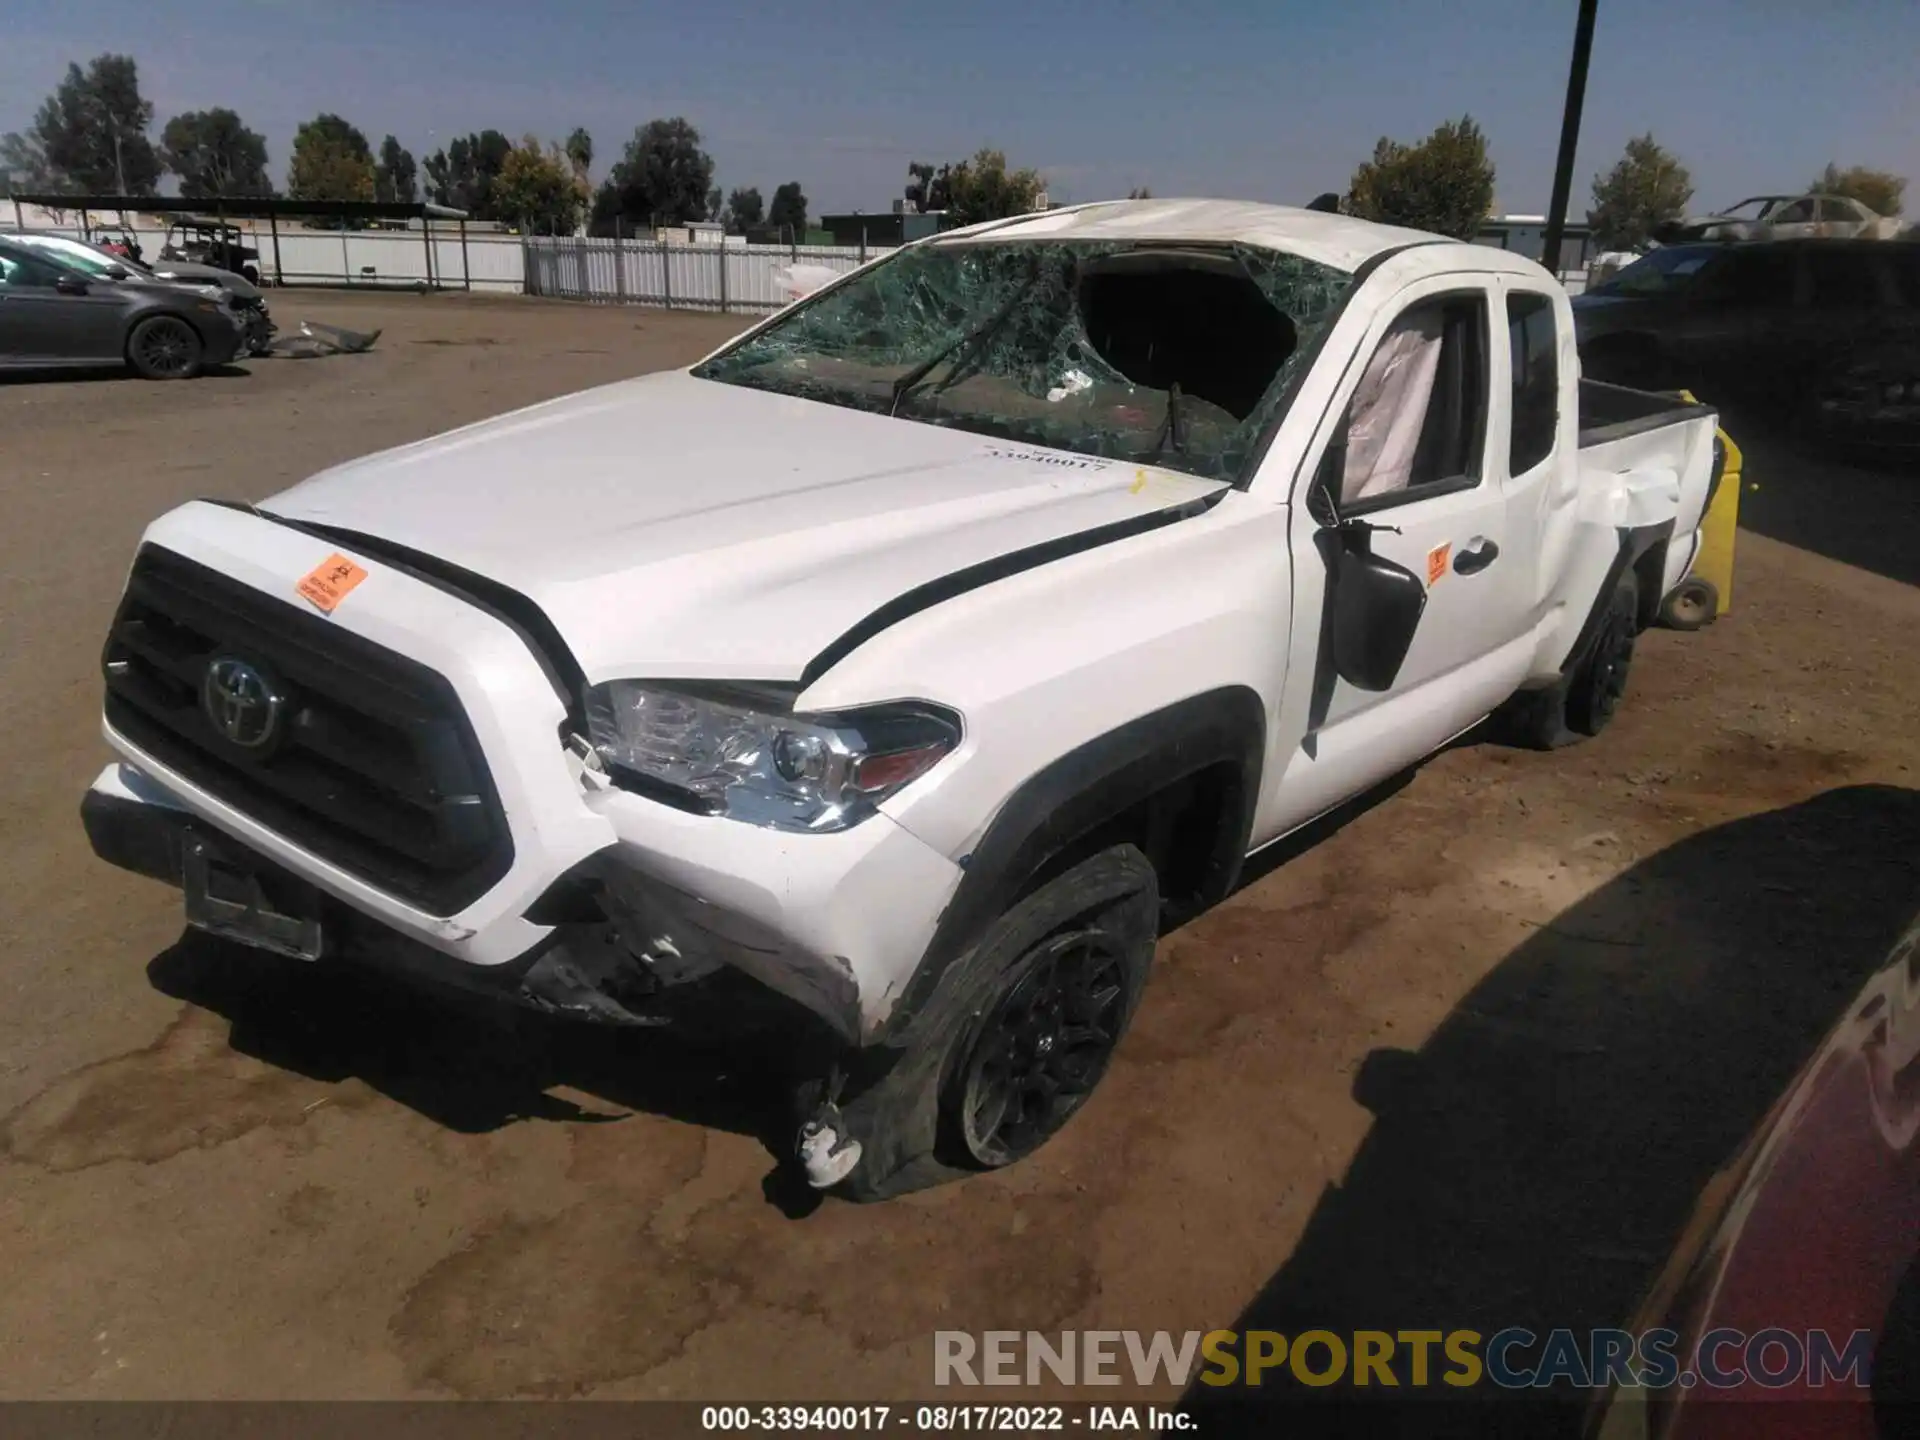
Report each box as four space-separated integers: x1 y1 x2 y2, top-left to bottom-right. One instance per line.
82 754 963 1048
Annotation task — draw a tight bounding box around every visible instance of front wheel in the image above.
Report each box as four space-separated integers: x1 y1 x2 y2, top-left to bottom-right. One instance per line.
832 845 1159 1201
127 315 204 380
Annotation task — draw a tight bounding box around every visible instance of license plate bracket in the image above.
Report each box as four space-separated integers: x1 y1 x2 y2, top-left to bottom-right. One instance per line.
183 837 325 962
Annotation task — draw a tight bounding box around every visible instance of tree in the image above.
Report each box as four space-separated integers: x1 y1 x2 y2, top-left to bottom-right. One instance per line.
1346 115 1493 240
0 132 57 194
1807 162 1905 218
767 180 808 235
1586 134 1694 252
375 135 417 205
288 113 375 203
724 185 763 233
424 130 512 216
594 118 716 233
707 186 724 223
564 127 593 181
2 54 161 195
490 135 589 234
160 108 271 197
940 149 1046 227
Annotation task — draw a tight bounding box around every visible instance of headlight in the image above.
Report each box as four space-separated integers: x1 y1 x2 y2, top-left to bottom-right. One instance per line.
583 681 961 832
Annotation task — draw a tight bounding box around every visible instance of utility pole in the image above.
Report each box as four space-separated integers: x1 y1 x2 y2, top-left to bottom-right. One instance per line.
1540 0 1598 278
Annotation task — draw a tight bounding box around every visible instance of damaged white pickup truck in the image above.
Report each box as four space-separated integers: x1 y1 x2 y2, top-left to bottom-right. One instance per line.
82 200 1727 1199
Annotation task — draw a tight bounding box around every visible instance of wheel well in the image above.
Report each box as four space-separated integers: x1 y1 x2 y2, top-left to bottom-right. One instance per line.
1013 760 1245 932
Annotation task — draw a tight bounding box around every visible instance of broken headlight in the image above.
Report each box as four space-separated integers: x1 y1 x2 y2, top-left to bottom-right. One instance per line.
583 681 961 833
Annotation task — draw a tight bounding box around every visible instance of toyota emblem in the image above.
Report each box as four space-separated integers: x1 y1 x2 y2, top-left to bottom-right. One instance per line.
202 657 285 749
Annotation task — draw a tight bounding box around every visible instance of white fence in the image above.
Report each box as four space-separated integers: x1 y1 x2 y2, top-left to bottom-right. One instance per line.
8 222 528 292
525 236 887 312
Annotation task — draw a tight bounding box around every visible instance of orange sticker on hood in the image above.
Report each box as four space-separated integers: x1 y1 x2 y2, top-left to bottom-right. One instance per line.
297 553 368 613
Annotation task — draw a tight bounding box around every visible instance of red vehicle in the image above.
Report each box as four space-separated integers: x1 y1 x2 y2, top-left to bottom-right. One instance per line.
1587 911 1920 1438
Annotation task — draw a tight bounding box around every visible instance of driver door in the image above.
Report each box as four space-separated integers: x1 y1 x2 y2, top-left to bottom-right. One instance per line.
1259 276 1537 833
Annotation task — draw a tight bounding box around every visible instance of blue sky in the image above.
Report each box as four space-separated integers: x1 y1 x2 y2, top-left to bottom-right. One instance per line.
4 0 1914 216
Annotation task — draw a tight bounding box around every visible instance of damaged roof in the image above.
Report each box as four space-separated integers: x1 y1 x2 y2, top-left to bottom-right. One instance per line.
934 199 1451 274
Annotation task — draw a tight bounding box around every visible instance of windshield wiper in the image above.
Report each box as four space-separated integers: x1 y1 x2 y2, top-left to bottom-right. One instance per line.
890 268 1039 417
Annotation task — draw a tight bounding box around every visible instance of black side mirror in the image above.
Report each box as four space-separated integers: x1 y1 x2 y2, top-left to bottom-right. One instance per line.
1329 542 1427 692
53 274 89 296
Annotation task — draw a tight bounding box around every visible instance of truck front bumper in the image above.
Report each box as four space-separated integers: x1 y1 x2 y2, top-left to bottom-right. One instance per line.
83 754 964 1046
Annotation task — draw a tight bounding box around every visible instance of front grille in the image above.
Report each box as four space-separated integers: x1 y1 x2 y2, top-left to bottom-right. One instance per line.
102 544 514 916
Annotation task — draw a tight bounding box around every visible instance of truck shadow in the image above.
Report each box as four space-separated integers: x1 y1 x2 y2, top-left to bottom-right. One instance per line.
144 931 830 1172
1180 782 1920 1438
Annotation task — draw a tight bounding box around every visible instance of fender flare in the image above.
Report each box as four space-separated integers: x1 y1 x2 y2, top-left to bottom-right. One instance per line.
1560 520 1674 674
870 685 1265 1048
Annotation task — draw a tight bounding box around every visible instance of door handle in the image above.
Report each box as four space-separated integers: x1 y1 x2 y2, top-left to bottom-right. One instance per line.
1454 539 1499 575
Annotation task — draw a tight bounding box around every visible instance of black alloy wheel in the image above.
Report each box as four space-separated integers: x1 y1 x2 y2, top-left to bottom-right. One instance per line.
956 926 1130 1167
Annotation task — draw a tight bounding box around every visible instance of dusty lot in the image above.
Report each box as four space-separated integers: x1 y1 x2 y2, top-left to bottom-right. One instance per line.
0 292 1915 1419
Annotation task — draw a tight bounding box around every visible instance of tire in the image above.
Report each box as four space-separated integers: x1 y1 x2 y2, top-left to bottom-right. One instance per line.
1492 570 1640 749
127 315 204 380
1658 577 1717 631
1565 570 1640 736
833 845 1160 1202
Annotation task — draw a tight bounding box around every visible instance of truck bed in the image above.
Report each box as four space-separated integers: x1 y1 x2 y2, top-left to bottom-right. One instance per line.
1577 377 1716 448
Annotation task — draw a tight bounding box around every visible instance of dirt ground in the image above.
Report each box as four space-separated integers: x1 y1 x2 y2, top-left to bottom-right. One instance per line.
0 291 1915 1419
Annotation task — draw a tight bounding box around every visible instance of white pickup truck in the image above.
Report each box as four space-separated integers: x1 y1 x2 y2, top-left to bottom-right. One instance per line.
81 200 1727 1199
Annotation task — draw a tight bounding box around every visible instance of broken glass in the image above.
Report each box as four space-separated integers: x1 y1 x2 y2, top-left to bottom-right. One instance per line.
692 238 1356 484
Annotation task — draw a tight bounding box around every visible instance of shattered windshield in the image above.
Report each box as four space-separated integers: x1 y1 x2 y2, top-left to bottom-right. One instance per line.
690 238 1355 483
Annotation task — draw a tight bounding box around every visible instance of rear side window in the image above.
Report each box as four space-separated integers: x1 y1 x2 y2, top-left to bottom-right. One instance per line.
1696 249 1797 306
1506 293 1558 474
1805 250 1884 308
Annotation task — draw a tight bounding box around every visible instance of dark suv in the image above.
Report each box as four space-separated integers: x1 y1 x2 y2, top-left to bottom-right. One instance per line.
1573 240 1920 448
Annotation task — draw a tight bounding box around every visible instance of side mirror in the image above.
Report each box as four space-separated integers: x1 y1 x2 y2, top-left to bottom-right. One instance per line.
54 274 89 296
1329 542 1427 692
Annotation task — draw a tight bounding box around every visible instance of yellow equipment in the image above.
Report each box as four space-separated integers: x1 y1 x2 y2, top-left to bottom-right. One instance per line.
1659 391 1740 629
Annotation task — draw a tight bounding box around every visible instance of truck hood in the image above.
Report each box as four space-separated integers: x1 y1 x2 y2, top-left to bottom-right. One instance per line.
260 369 1228 685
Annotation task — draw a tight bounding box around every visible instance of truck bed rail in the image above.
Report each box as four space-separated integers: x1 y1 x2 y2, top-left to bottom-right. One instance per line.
1578 377 1715 448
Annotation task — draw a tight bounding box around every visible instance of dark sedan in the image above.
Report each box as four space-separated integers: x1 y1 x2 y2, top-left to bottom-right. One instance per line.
0 238 247 379
1573 240 1920 446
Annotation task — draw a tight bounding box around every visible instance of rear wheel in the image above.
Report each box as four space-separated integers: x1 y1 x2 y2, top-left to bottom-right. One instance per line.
127 315 204 380
1566 571 1640 736
833 845 1159 1201
1494 570 1641 749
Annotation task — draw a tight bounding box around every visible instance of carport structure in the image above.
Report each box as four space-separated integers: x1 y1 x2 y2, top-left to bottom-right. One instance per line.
8 193 476 290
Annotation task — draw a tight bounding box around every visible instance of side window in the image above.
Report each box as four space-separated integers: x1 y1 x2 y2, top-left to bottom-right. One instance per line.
1772 199 1816 225
1695 249 1796 306
1818 198 1863 222
1337 292 1488 509
0 253 57 289
1506 292 1559 474
1805 251 1882 308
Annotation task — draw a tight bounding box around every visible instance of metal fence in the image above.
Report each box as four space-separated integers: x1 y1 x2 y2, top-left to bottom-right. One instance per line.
524 237 886 312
